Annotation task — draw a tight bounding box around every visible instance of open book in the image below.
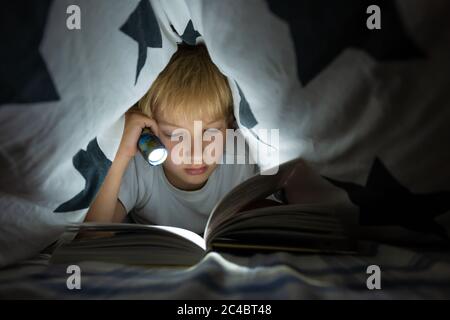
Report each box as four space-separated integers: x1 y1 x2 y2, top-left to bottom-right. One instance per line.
50 158 357 267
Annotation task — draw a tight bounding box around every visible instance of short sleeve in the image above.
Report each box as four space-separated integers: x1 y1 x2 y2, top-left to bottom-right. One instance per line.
118 158 139 214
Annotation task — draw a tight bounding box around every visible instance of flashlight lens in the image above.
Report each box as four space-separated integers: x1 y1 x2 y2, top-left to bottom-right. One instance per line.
148 148 167 165
138 128 167 166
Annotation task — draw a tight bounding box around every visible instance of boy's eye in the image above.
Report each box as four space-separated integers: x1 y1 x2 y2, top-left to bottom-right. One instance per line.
165 132 183 138
162 128 221 138
205 128 220 133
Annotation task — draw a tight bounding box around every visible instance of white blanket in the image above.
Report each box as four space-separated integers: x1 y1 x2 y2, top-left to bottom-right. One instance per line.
1 0 450 267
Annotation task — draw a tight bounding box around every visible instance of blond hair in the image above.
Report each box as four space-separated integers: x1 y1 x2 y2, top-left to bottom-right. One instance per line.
138 43 234 126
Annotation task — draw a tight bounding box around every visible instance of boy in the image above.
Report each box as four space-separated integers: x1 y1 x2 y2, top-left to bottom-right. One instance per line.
85 44 259 234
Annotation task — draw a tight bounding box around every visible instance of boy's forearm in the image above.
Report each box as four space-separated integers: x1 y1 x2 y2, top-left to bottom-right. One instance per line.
84 153 131 223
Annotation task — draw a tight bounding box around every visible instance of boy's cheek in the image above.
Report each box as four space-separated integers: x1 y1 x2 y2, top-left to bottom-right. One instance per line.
165 145 192 167
163 142 181 160
163 139 225 166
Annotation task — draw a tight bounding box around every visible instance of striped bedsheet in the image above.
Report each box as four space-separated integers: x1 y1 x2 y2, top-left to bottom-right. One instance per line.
0 242 449 299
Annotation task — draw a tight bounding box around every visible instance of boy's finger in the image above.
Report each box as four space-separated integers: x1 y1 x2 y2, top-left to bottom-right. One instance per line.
145 120 158 133
142 116 158 130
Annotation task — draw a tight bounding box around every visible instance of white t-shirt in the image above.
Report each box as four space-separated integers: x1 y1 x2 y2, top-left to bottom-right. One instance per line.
118 152 260 235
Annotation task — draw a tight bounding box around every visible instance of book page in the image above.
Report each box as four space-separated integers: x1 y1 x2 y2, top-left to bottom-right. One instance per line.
204 158 303 241
66 223 206 250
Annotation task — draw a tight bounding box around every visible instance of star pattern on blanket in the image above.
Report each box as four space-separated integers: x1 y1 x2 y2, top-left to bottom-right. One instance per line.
54 139 112 212
237 84 258 129
325 158 450 238
0 1 59 106
266 0 425 85
120 0 163 85
171 20 201 45
235 83 277 149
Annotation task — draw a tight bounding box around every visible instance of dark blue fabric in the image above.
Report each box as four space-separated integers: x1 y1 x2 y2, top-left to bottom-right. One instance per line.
120 0 163 84
0 1 59 106
325 158 450 237
237 84 258 129
54 138 112 212
266 0 424 85
179 20 201 45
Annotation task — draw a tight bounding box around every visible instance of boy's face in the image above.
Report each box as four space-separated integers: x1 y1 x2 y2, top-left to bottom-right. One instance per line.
156 112 228 191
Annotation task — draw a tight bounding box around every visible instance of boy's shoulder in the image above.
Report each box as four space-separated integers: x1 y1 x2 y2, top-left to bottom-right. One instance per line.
127 153 158 184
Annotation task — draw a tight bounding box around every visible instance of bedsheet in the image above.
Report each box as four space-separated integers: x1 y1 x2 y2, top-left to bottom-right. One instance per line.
1 243 449 299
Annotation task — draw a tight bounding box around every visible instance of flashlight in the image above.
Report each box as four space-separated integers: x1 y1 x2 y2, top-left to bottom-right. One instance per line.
137 127 167 166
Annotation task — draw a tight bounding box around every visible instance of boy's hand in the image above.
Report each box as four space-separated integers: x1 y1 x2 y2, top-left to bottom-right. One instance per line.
117 107 159 160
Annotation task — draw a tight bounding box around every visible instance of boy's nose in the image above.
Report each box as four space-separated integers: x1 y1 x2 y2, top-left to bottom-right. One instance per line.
190 153 203 165
184 135 204 165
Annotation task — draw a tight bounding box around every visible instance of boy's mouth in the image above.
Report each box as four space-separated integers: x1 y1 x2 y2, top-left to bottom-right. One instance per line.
184 165 207 175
